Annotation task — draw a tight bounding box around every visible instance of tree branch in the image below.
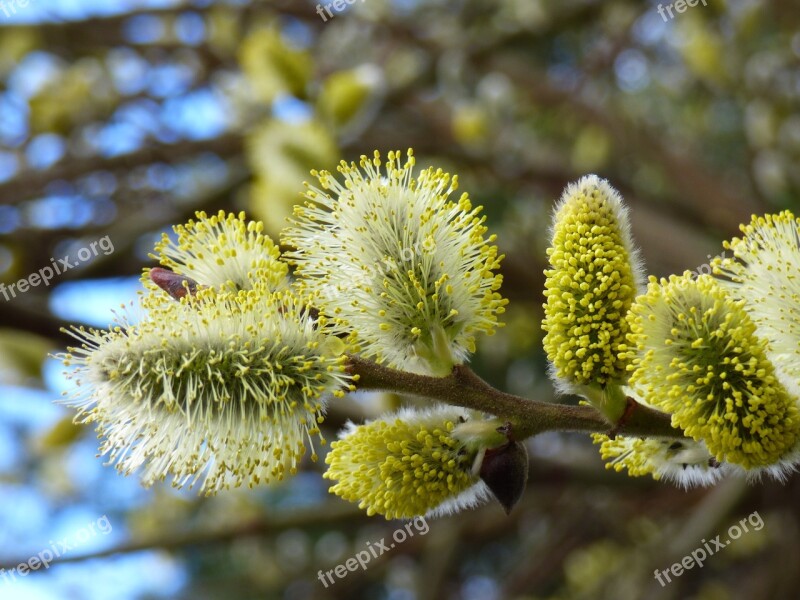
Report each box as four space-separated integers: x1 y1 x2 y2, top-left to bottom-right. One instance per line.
0 134 244 204
0 503 363 570
346 355 683 440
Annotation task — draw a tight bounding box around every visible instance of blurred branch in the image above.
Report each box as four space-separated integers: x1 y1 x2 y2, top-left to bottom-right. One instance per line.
7 0 320 53
0 133 244 204
486 57 762 234
0 502 363 570
0 296 73 345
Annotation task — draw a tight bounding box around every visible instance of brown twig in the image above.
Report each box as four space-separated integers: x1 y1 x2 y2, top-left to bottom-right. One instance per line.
347 355 682 440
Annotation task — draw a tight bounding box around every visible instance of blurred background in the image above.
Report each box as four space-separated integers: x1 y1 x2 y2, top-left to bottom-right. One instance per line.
0 0 799 598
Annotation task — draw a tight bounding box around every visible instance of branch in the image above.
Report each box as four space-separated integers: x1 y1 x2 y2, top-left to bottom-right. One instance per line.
0 503 363 570
0 133 244 204
474 51 761 234
346 355 683 440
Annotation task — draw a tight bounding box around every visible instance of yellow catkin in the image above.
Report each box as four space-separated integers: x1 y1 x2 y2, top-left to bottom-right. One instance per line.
543 175 641 387
714 211 800 400
626 273 800 469
283 149 507 376
152 210 287 293
58 213 353 494
324 408 481 519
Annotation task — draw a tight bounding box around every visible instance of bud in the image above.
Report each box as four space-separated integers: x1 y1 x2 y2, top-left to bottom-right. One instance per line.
479 441 529 514
317 64 385 136
149 267 199 300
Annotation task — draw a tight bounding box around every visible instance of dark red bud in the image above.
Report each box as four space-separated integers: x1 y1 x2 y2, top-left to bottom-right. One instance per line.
150 267 199 300
479 441 529 515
